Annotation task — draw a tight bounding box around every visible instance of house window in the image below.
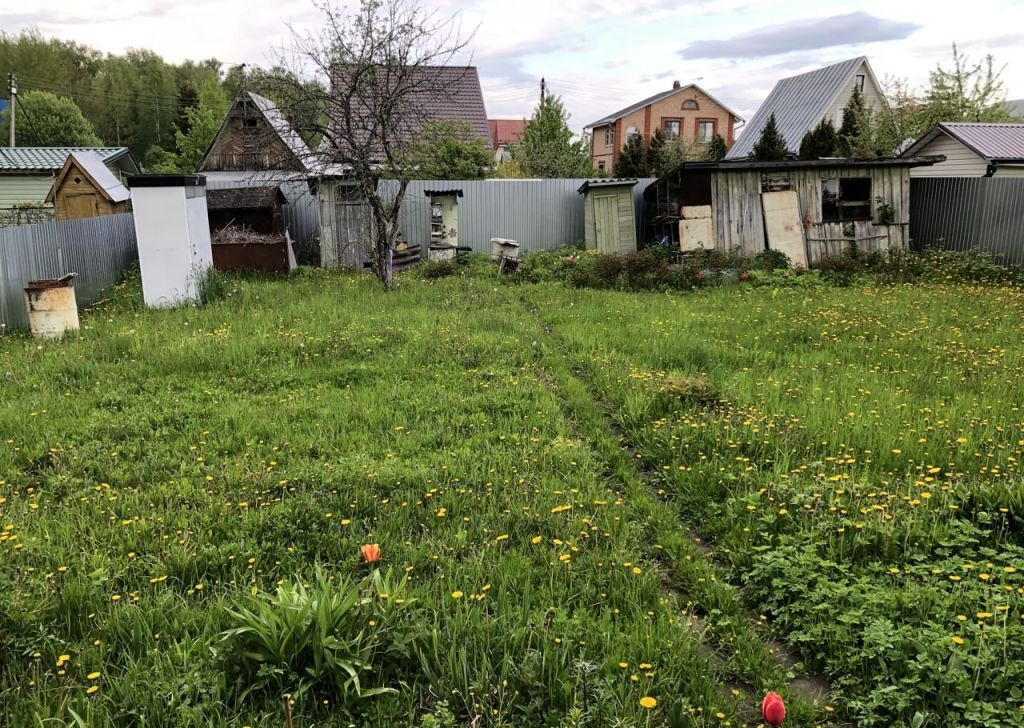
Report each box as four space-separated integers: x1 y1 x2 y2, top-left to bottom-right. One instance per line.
243 117 258 128
682 99 699 110
821 178 872 222
626 126 639 140
604 126 615 147
663 119 681 141
598 160 606 171
855 74 865 92
696 120 716 143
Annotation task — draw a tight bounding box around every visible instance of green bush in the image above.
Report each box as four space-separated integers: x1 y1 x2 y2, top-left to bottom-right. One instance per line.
418 259 457 279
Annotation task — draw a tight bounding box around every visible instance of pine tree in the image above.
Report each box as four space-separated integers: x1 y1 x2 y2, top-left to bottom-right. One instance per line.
751 113 789 161
615 133 648 176
798 118 838 159
704 133 727 161
837 88 866 157
513 94 592 178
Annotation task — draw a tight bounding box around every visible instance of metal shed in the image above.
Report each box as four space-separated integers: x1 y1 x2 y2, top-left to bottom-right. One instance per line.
578 178 638 254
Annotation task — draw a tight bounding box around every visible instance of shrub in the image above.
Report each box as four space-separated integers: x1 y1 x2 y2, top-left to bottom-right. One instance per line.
419 259 456 279
514 246 586 283
750 249 791 271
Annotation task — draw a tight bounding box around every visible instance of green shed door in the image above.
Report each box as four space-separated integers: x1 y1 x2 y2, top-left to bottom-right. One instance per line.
594 195 618 254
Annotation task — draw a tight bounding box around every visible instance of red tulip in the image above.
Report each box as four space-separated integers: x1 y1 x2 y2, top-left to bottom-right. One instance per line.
762 692 785 726
360 543 381 564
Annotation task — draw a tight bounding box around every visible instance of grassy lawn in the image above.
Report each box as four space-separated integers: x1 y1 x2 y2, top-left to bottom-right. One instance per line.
1 267 1022 727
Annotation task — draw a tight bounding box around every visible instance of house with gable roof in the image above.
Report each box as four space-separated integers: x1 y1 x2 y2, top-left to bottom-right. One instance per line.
902 122 1024 177
727 57 887 160
586 81 743 173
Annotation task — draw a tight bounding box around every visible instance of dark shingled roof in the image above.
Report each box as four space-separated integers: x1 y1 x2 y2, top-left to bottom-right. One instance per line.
206 186 286 210
903 122 1024 162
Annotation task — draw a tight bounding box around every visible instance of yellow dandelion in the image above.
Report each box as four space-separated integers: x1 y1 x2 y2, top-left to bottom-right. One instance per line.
639 696 657 709
451 591 464 599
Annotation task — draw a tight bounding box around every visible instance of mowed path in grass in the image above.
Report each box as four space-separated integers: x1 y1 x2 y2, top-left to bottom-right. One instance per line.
0 271 820 728
528 281 1024 728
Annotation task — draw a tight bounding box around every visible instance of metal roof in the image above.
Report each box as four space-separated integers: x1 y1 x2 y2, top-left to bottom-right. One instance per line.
0 147 133 172
488 119 526 149
577 178 639 193
659 156 944 179
902 122 1024 161
69 151 130 202
587 83 743 129
727 57 873 159
246 92 316 170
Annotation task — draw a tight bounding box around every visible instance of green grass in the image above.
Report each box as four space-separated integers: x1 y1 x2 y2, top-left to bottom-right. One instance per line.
1 267 1022 726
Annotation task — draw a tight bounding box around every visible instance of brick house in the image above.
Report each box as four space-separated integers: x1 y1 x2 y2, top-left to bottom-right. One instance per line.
586 82 743 172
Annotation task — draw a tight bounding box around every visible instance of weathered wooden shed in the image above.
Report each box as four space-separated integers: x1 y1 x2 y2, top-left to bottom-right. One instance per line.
578 178 638 254
206 186 286 235
644 157 944 265
44 151 131 221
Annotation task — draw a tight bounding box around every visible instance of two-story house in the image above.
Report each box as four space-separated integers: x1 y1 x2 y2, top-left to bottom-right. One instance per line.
726 57 887 159
586 81 743 172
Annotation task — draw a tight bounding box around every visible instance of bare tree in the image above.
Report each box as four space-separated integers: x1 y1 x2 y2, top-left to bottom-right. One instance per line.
276 0 472 288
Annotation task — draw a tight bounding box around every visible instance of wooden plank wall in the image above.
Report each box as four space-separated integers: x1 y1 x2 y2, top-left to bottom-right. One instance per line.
710 165 911 264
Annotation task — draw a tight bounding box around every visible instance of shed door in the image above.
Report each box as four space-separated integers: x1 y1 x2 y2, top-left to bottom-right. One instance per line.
761 190 807 267
594 195 618 254
333 201 371 268
65 193 100 220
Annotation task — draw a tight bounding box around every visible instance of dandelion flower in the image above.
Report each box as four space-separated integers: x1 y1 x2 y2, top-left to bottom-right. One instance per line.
451 591 464 599
639 696 657 709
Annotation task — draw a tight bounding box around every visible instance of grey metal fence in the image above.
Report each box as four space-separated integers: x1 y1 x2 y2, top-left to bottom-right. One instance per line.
379 178 656 254
0 213 137 331
910 177 1024 267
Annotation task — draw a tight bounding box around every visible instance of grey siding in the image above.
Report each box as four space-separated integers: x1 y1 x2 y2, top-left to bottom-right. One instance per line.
909 135 989 177
0 213 137 331
0 175 55 208
911 177 1024 266
825 60 887 128
379 179 652 252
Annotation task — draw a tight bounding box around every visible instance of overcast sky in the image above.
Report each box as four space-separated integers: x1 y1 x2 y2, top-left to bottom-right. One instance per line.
5 0 1024 134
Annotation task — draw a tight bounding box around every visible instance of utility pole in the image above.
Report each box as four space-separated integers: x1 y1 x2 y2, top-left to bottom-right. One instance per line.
540 77 546 105
8 73 16 148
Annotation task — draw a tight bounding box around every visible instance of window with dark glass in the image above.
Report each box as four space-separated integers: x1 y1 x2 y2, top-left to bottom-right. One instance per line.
697 120 716 143
855 74 865 92
663 119 681 141
681 99 699 110
821 178 872 222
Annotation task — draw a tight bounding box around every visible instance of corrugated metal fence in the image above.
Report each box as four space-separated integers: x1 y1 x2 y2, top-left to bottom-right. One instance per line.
910 177 1024 266
379 178 656 254
0 213 137 331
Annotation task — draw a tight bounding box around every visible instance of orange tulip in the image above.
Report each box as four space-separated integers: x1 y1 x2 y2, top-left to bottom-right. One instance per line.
762 691 785 726
360 544 381 563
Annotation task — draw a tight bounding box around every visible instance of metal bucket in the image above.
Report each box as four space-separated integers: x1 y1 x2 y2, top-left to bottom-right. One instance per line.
24 274 79 339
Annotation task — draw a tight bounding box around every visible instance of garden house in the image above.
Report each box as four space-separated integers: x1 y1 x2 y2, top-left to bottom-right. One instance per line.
578 178 638 254
45 151 131 221
643 157 944 266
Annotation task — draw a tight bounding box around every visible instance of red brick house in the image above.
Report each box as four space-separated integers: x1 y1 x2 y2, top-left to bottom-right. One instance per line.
587 82 742 172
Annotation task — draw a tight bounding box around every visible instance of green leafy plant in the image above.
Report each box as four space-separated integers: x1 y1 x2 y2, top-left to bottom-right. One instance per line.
217 568 412 703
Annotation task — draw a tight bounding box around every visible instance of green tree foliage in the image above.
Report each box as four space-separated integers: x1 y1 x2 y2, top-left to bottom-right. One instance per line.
751 113 789 161
1 90 101 146
169 77 229 172
799 118 838 159
614 133 648 177
703 133 728 161
401 121 491 179
513 94 591 178
646 128 687 175
882 44 1015 152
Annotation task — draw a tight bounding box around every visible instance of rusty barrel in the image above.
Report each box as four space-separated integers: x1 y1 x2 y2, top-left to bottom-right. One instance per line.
24 275 79 339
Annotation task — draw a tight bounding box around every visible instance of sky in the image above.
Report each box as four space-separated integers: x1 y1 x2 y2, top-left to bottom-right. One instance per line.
4 0 1024 135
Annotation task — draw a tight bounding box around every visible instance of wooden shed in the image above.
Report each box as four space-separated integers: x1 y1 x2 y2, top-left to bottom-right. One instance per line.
579 178 638 254
643 157 944 266
44 151 131 221
206 186 286 235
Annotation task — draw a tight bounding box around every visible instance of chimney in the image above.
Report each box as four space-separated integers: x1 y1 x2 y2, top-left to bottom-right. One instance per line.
672 80 681 90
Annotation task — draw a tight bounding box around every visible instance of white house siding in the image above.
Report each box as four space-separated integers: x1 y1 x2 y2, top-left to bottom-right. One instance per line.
994 165 1024 177
826 61 887 128
909 134 989 177
0 175 56 208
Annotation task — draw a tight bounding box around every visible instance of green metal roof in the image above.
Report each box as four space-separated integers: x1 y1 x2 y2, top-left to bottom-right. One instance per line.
0 147 133 172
